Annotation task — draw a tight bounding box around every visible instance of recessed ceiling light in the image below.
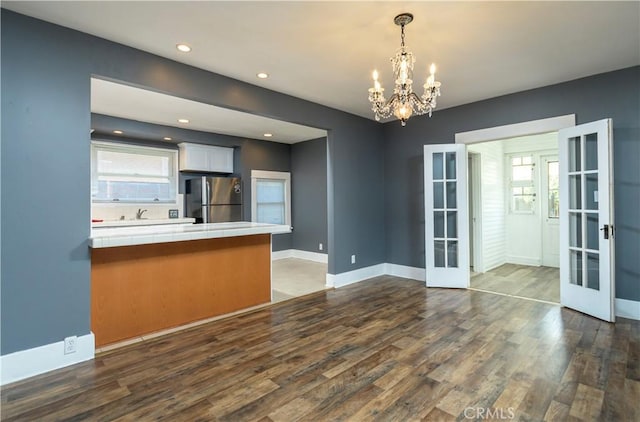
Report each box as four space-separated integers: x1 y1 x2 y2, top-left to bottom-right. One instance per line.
257 72 269 79
263 133 273 137
176 44 192 53
163 137 173 141
113 130 123 134
177 118 190 124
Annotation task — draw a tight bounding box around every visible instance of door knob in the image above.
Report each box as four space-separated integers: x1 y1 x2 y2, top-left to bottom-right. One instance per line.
600 224 613 239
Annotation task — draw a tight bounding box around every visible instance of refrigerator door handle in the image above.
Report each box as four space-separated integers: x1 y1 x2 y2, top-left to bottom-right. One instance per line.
204 179 211 223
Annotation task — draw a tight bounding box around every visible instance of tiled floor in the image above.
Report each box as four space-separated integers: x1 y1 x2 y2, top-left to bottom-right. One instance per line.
470 263 560 303
271 258 328 302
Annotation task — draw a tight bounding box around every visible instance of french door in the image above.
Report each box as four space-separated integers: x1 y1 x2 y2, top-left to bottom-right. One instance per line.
424 144 469 287
559 119 615 322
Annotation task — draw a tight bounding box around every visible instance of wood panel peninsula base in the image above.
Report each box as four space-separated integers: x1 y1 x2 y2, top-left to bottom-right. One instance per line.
90 222 290 347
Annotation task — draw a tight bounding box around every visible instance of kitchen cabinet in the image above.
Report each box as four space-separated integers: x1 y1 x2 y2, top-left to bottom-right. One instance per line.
178 142 234 173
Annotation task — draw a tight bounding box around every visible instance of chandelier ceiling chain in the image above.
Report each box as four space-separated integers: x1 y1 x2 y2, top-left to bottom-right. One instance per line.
368 13 442 126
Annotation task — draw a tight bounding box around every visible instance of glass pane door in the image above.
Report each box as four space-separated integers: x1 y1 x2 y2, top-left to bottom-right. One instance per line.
567 135 601 289
424 144 469 288
559 119 614 322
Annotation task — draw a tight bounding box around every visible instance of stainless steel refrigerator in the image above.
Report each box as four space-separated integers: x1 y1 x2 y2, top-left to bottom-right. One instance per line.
185 177 243 223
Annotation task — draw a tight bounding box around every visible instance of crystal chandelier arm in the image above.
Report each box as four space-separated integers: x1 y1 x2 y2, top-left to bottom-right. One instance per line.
370 93 397 121
386 93 400 108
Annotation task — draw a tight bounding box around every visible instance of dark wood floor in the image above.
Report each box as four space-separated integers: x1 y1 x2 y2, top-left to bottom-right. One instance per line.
471 264 560 303
2 276 638 421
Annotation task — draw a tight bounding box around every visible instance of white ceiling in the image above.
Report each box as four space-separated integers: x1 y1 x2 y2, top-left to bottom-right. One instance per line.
5 1 640 125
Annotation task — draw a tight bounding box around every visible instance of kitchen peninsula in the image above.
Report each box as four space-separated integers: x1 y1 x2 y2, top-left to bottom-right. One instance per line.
90 222 290 347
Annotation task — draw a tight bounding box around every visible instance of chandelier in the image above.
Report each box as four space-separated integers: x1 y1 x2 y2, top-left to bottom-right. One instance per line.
368 13 441 126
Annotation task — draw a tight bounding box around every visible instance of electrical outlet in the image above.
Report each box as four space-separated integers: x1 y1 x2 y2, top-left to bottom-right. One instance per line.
351 254 356 264
319 243 323 251
64 336 77 354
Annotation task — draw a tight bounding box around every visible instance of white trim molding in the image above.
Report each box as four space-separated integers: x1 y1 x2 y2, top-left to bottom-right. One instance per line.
272 249 328 263
251 169 292 226
325 263 426 288
506 256 541 267
384 263 425 281
325 264 386 288
271 249 293 260
455 115 575 145
0 332 95 386
615 298 640 320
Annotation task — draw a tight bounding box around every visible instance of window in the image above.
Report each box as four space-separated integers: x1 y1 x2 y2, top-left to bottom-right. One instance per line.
251 170 291 226
509 155 536 213
91 142 178 203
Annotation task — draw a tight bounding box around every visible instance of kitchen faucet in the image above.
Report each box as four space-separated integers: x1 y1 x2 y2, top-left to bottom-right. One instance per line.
136 209 148 219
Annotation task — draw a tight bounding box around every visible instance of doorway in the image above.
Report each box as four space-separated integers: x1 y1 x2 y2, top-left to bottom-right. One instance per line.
270 135 330 303
467 132 560 303
425 115 616 321
470 264 559 303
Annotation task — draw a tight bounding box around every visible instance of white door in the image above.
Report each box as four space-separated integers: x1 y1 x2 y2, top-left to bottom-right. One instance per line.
559 119 615 322
424 144 469 288
541 155 560 267
505 153 541 265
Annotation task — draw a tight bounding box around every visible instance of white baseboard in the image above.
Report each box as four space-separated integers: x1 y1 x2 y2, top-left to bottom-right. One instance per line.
325 263 386 288
615 298 640 320
291 249 328 263
482 260 507 273
384 263 425 281
271 249 293 260
0 332 95 386
272 249 328 263
506 256 541 267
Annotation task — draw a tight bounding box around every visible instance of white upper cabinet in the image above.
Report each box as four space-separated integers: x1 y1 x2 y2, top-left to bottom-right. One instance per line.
178 143 234 173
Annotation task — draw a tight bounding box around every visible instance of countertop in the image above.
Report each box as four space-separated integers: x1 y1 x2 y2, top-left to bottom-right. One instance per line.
89 221 291 248
92 218 195 228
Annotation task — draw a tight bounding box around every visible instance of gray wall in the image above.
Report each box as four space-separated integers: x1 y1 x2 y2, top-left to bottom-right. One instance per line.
2 11 93 357
383 66 640 301
1 10 385 355
291 137 328 253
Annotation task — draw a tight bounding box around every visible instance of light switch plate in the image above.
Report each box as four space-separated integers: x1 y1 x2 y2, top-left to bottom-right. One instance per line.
168 209 179 218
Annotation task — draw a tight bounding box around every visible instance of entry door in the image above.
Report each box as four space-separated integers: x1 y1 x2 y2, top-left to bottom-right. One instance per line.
541 155 560 267
559 119 614 322
424 144 469 288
